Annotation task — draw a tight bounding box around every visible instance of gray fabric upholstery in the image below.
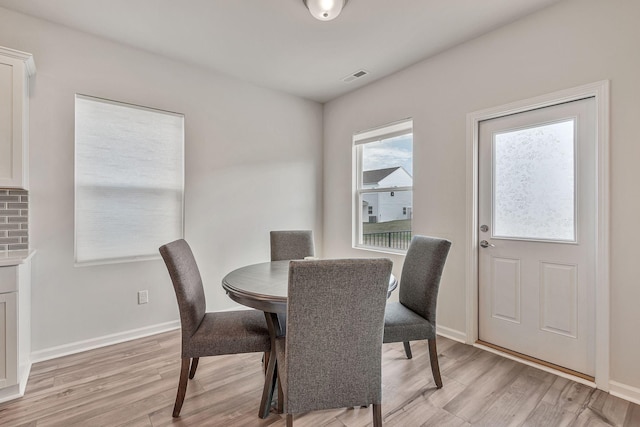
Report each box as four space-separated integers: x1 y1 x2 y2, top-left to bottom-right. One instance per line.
383 235 451 343
159 239 206 344
383 235 451 389
159 239 270 358
277 258 393 415
383 301 436 343
270 230 315 261
187 311 271 357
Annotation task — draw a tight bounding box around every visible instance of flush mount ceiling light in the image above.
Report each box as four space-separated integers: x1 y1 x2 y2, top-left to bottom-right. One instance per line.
303 0 348 21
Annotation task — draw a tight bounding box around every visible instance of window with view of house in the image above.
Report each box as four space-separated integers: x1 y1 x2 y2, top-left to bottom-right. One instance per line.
354 119 413 252
74 95 184 265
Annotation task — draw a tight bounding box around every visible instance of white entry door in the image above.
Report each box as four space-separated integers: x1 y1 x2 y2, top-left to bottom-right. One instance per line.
478 97 596 377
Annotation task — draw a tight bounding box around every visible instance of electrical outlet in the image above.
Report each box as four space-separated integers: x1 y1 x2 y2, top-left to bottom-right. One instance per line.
138 290 149 305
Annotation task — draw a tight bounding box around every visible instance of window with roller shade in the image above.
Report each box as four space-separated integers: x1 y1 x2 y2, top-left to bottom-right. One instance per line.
74 95 184 265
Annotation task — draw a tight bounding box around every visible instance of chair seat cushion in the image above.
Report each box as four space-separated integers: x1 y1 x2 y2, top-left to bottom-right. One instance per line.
383 302 436 343
184 309 270 357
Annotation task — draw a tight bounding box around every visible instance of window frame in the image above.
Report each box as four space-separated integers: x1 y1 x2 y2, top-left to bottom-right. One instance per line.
353 119 413 254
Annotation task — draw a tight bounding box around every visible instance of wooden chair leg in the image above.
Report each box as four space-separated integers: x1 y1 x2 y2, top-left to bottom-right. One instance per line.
428 338 443 389
372 403 382 427
286 413 293 427
263 351 270 374
258 350 278 418
173 358 191 417
403 341 412 359
188 357 199 379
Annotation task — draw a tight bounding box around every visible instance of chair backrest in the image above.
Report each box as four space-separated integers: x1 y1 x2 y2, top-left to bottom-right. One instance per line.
284 258 392 413
399 235 451 325
159 239 206 348
270 230 315 261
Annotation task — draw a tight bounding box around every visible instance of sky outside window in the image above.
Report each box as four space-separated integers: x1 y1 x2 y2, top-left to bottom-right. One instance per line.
362 134 413 175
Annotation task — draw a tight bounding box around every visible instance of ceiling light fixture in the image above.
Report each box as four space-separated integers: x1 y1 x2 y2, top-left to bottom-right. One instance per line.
303 0 348 21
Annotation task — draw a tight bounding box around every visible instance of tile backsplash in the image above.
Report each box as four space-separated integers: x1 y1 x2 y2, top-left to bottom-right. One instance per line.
0 189 28 251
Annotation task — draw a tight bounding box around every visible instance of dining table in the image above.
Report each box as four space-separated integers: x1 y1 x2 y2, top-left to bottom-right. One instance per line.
221 259 398 419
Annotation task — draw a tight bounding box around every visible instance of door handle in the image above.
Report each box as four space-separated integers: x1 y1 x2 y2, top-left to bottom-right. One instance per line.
480 240 495 248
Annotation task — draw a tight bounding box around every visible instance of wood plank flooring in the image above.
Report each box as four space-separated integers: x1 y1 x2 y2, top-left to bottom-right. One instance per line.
0 330 638 426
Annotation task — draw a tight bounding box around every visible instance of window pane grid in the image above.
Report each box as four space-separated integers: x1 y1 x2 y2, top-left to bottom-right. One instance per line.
354 120 413 252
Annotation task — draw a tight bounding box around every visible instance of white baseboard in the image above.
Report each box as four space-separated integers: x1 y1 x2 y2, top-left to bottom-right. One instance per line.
436 325 467 343
30 320 180 364
609 380 640 406
30 308 243 364
0 362 30 404
18 362 31 395
0 383 22 404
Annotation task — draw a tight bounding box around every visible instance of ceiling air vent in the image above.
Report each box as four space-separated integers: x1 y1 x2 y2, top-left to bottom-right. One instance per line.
343 69 369 83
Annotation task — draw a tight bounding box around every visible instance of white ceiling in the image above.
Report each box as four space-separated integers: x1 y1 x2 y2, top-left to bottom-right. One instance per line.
0 0 563 103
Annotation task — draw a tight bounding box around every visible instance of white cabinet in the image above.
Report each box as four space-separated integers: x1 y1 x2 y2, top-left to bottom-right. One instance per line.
0 47 35 190
0 254 32 403
0 291 18 389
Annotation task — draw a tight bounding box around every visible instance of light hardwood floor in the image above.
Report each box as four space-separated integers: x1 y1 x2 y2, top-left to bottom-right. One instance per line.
0 330 638 426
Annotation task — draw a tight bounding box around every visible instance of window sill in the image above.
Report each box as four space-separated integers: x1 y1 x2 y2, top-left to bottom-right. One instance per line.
352 245 407 256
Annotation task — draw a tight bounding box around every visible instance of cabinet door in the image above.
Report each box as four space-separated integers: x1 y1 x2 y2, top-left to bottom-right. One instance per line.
0 292 18 388
0 49 30 189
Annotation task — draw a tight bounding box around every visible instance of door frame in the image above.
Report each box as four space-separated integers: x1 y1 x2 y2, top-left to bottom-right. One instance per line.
465 81 610 390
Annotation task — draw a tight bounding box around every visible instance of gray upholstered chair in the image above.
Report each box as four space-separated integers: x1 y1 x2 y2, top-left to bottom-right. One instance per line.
270 230 315 261
159 239 271 417
275 258 393 427
383 235 451 389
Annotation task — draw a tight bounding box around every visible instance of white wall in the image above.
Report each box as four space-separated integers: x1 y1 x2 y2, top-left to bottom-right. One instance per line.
323 0 640 392
0 8 323 352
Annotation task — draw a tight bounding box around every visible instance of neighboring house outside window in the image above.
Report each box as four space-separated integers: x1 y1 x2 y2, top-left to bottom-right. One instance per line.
74 95 184 265
354 119 413 252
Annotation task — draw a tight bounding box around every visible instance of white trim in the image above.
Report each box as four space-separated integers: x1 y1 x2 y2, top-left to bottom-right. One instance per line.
436 325 467 343
0 384 22 404
352 119 414 253
609 381 640 406
30 320 180 363
0 46 36 76
359 186 413 194
353 118 412 145
474 342 597 389
0 362 31 404
465 80 610 389
18 362 31 395
74 254 162 268
465 108 480 345
354 245 408 256
593 81 611 391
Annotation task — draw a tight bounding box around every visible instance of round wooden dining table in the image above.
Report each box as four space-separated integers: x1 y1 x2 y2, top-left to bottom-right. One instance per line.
221 259 398 419
222 260 398 314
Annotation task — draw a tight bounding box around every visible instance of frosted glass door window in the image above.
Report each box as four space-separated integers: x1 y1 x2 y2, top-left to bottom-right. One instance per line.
493 120 575 242
75 95 184 264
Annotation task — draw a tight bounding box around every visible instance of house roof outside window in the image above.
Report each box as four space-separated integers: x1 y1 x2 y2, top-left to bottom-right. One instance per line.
363 167 413 188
